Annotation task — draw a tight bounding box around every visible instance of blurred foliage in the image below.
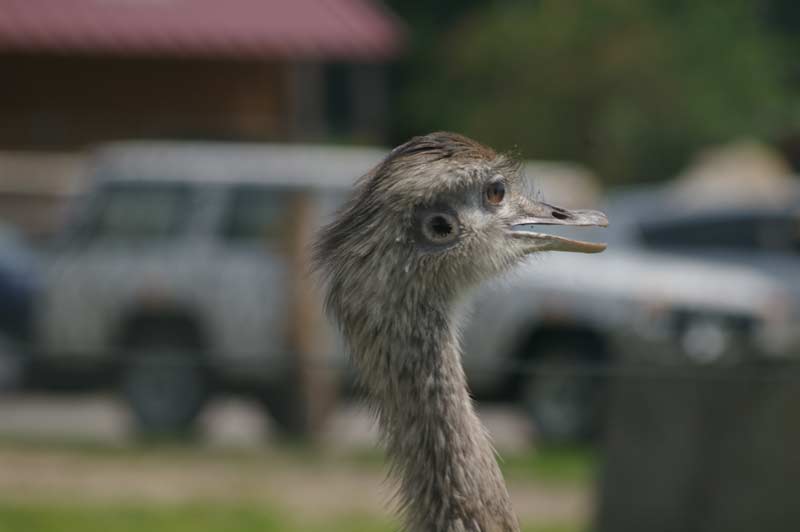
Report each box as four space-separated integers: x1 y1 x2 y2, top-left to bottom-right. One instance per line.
389 0 796 184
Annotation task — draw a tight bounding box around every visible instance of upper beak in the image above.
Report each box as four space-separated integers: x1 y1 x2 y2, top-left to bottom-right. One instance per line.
510 199 608 254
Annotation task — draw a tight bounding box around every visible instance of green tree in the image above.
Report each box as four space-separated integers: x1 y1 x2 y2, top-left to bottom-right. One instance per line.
402 0 790 184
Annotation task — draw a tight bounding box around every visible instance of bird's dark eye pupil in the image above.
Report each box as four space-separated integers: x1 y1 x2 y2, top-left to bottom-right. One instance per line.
429 215 453 237
486 181 505 205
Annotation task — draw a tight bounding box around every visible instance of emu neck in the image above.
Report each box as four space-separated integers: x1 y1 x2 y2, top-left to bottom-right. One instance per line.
349 297 519 532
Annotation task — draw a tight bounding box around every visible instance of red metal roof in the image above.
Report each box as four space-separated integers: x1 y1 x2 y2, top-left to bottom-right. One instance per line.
0 0 404 60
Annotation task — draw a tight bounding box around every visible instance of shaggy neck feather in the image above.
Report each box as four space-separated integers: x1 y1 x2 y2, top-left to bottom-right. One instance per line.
343 287 519 532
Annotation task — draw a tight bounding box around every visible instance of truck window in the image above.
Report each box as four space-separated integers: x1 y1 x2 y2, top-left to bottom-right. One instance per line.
639 213 799 253
86 183 189 242
222 187 292 244
640 217 758 250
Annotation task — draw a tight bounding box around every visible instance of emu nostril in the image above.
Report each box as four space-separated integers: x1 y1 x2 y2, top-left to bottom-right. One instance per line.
552 210 569 220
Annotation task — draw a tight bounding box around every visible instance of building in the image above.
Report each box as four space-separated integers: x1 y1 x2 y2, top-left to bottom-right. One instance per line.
0 0 404 237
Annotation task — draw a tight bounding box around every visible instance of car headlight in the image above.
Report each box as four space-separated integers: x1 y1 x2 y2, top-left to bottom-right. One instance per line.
680 317 732 364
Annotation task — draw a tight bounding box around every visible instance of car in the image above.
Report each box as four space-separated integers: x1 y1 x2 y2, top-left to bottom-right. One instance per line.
33 141 382 434
607 187 800 363
460 187 800 443
462 246 796 443
0 224 38 391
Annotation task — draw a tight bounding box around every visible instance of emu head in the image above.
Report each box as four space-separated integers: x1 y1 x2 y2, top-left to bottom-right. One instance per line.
314 132 608 310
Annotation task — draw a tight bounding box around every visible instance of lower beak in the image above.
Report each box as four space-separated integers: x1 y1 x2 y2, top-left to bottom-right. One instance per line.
510 201 608 254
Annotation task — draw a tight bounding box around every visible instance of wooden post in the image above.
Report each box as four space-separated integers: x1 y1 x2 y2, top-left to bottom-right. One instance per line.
285 191 337 439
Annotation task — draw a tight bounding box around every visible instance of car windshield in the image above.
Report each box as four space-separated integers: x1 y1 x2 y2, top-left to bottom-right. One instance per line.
85 183 189 241
639 212 800 254
222 186 292 244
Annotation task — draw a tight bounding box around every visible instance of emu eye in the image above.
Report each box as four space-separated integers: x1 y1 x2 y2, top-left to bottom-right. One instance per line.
485 180 506 205
420 211 459 245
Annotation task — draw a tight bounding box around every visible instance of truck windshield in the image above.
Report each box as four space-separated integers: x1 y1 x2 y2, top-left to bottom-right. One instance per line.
222 186 292 244
640 212 800 255
85 183 189 242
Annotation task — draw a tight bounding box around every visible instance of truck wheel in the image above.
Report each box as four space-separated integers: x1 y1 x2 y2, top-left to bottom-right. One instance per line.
260 382 308 437
520 342 604 445
121 335 208 436
0 335 24 392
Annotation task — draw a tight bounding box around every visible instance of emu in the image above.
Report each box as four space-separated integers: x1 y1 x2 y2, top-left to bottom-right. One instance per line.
313 132 607 531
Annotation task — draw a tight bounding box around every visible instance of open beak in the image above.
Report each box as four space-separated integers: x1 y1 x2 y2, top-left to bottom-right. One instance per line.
510 199 608 254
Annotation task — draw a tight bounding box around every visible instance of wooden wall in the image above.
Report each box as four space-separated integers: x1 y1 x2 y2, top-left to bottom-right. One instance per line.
0 54 290 149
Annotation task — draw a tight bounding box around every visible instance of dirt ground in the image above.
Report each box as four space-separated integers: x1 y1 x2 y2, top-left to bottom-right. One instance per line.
0 445 589 523
0 394 591 525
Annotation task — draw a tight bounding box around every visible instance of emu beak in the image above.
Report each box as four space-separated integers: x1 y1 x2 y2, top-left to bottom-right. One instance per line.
510 198 608 254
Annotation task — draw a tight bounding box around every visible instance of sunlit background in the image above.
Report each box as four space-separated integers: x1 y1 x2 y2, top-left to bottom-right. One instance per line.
0 1 799 531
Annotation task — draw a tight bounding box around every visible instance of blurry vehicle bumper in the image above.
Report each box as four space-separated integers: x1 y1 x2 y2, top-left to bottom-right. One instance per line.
612 308 769 368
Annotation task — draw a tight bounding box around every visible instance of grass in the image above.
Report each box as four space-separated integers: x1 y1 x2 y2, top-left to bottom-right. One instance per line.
0 437 592 532
0 503 375 532
500 445 597 484
0 503 582 532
